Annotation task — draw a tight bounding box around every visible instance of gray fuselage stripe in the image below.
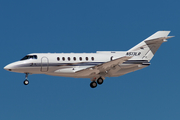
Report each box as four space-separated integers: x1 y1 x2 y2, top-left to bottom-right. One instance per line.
16 60 150 68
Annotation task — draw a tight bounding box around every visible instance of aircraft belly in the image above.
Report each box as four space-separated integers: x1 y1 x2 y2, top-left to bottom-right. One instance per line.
45 72 92 78
46 66 95 78
46 63 149 78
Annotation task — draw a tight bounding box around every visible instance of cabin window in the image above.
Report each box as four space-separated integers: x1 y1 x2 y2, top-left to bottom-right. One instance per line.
79 57 82 61
57 57 60 61
68 57 70 61
62 57 65 61
91 57 94 61
86 57 88 61
73 57 76 61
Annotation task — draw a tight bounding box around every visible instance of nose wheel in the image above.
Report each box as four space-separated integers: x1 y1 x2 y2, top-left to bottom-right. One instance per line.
24 79 29 85
23 73 29 85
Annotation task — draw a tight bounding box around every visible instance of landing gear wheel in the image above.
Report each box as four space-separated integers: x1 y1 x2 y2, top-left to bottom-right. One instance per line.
90 81 97 88
24 80 29 85
24 73 29 85
97 77 103 85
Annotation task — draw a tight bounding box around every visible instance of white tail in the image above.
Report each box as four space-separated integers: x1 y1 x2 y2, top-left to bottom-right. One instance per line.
127 31 174 61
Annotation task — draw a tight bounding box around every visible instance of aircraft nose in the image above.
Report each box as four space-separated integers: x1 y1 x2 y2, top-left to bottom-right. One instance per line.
4 61 27 73
4 64 13 71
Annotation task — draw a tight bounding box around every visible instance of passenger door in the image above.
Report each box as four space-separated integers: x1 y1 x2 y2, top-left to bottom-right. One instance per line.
41 57 49 72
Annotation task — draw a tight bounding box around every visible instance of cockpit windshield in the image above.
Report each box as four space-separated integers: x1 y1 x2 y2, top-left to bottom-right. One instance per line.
20 55 37 61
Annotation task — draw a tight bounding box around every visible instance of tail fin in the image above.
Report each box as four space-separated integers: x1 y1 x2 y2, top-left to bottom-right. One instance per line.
127 31 174 61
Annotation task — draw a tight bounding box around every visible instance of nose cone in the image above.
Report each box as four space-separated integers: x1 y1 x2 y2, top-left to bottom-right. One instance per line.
4 64 13 71
4 61 30 73
4 61 19 71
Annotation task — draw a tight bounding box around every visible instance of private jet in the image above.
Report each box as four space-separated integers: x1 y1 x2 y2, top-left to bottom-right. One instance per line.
4 31 174 88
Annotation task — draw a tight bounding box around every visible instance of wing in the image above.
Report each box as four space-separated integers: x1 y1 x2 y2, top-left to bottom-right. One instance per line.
75 56 132 76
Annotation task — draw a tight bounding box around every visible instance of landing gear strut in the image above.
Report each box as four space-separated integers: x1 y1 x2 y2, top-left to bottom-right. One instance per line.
24 73 29 85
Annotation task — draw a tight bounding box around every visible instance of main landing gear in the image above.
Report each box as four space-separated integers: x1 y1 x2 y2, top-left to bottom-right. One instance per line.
90 77 104 88
23 73 29 85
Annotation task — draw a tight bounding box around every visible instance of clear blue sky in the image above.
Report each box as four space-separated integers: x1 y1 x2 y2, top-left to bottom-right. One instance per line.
0 0 180 120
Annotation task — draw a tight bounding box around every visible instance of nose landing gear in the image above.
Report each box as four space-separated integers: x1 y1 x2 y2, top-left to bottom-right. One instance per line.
23 73 29 85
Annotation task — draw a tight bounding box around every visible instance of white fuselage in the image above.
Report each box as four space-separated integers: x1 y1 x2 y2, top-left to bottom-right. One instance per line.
4 51 148 78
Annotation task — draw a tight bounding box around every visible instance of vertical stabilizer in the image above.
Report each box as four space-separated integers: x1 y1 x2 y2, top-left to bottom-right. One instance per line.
127 31 173 61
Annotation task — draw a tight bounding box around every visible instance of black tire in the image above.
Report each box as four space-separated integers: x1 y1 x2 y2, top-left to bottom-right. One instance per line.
97 77 103 85
24 80 29 85
90 81 97 88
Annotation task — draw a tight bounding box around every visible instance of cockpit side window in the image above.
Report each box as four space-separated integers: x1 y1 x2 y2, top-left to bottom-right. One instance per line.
21 56 29 60
30 56 33 59
33 55 37 59
20 55 38 61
